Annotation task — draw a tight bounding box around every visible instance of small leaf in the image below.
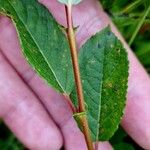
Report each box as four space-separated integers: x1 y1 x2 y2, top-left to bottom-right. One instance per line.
71 27 128 141
0 0 74 94
57 0 82 5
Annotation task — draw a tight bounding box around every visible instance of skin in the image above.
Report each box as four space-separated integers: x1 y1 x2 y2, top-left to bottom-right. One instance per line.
0 0 150 149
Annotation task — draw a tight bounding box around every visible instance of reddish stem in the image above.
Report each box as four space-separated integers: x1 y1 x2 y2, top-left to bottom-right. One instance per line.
65 4 94 150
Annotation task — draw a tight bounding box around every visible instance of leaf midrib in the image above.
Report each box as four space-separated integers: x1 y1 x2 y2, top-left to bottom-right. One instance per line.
96 39 105 141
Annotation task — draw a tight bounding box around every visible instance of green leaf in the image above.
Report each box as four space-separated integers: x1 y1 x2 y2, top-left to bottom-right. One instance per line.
57 0 82 5
71 27 128 141
0 0 74 94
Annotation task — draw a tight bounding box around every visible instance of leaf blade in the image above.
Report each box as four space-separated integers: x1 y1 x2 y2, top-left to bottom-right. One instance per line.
71 27 129 141
0 0 74 94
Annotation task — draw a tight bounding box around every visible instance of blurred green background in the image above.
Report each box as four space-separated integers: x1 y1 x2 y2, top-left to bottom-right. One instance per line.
0 0 149 149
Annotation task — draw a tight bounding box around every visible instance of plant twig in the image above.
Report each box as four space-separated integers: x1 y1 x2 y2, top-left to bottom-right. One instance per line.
129 5 150 45
65 4 94 150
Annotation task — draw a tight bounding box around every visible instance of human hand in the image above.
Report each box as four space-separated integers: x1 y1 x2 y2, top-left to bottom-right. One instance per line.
0 0 150 150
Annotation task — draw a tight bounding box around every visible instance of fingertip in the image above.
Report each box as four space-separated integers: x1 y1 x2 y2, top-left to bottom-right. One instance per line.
122 94 150 150
4 106 63 150
24 127 63 150
97 142 113 150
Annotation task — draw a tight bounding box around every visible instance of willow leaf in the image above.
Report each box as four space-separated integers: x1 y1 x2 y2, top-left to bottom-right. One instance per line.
0 0 74 94
71 27 128 141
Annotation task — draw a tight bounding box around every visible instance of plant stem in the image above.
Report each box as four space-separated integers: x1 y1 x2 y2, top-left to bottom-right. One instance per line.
65 4 94 150
129 5 150 45
121 0 142 14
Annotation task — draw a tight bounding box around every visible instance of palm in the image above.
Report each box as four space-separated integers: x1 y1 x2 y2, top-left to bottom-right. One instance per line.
0 0 150 150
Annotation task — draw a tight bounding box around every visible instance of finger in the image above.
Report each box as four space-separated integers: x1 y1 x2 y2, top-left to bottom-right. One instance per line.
0 52 62 149
110 22 150 150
